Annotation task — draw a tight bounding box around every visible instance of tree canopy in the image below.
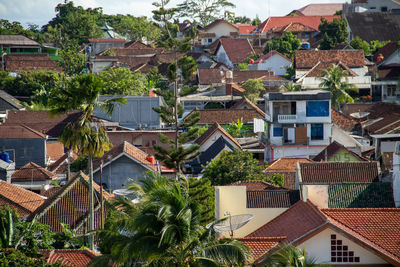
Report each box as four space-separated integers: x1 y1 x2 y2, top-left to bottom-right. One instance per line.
264 31 301 59
319 18 348 50
98 68 147 95
242 78 265 103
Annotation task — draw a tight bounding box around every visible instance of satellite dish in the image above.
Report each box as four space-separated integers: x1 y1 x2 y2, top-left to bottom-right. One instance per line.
112 189 134 196
350 112 370 119
211 212 253 238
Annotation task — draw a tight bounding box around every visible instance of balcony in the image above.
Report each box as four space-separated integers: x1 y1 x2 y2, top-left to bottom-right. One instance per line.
278 114 297 123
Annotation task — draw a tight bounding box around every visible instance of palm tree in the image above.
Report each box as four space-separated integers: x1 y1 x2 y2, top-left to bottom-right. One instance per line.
91 173 251 266
319 64 358 111
49 74 125 249
281 82 301 92
261 244 321 267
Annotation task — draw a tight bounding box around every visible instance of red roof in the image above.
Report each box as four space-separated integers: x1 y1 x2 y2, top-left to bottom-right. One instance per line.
40 249 97 267
216 38 254 65
257 15 339 33
12 162 57 181
89 38 125 43
290 4 343 16
254 50 292 64
234 24 257 34
236 237 285 263
0 124 46 139
265 157 313 173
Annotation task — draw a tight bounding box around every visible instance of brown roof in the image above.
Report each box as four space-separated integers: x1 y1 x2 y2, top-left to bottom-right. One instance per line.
373 42 399 63
233 70 285 84
299 161 380 184
257 16 339 33
197 68 225 85
294 50 365 69
236 237 284 263
265 157 313 173
312 141 367 162
0 180 46 216
124 40 153 49
229 180 281 191
269 22 317 33
92 141 158 172
0 124 47 139
40 249 97 267
88 38 125 43
48 151 79 174
247 190 300 208
303 61 359 78
4 54 62 72
0 34 40 46
234 24 257 34
12 162 57 181
216 38 254 65
331 109 359 132
4 110 81 138
28 172 113 232
290 3 343 16
194 122 241 149
196 109 264 125
231 97 266 117
203 19 239 31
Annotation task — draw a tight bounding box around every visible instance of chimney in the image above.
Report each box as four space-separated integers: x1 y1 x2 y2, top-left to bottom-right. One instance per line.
225 70 233 95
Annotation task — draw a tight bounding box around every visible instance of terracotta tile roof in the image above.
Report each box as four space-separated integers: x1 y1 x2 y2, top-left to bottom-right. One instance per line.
0 124 47 139
92 141 158 172
373 42 399 63
257 15 339 33
40 249 97 267
341 103 373 117
254 50 292 64
48 151 78 174
203 19 239 31
194 122 241 149
40 187 61 198
299 162 380 184
302 61 359 78
229 180 281 191
0 180 46 216
233 70 285 84
4 54 62 72
195 109 264 125
236 237 284 263
234 24 257 34
231 97 266 117
88 38 125 43
12 162 57 181
4 110 81 138
265 157 313 173
294 50 365 69
328 182 394 208
247 190 300 208
124 40 153 49
322 208 400 265
28 172 113 233
331 109 359 132
216 38 254 65
197 68 225 85
269 22 317 34
312 141 367 162
290 4 343 16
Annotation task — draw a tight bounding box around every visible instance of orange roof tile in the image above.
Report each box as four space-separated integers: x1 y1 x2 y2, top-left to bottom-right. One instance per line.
236 237 285 263
195 122 241 149
0 180 46 216
217 38 254 65
234 24 257 34
231 97 266 117
0 124 46 139
265 157 313 173
40 249 97 267
12 162 57 181
295 50 365 69
229 180 281 191
195 109 264 125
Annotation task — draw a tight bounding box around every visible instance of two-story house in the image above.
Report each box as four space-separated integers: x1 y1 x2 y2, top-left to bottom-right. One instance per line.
199 19 240 46
264 90 331 161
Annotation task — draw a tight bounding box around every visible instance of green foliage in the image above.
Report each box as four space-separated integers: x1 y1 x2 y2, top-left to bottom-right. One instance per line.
252 15 261 26
178 56 197 83
370 40 391 55
0 249 62 267
145 67 168 90
284 65 295 80
0 19 42 41
265 173 285 187
93 174 251 266
319 18 348 50
192 124 209 138
281 82 301 92
260 244 320 267
350 36 371 55
227 118 244 138
238 63 249 70
177 0 236 26
204 150 267 185
52 223 84 249
98 68 147 95
234 16 252 24
188 177 215 225
264 31 301 59
58 49 87 76
242 78 265 103
70 155 88 172
319 64 358 110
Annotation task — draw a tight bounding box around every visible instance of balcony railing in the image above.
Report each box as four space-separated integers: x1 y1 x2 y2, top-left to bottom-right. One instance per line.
278 114 297 123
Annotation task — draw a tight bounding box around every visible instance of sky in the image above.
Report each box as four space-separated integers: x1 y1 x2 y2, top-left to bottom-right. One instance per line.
0 0 347 27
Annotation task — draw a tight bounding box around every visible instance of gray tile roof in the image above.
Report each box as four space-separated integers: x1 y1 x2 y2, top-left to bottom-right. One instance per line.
0 35 40 46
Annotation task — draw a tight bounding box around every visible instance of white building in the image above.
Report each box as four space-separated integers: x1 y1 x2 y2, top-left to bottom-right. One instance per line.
199 19 240 46
249 50 292 76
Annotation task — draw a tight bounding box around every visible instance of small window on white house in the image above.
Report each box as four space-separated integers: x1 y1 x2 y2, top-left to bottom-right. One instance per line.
387 84 397 96
208 38 213 43
381 6 388 12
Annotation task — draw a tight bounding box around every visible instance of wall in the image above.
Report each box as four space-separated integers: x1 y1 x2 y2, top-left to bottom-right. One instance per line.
298 227 388 265
12 180 50 191
329 148 361 162
93 155 149 193
206 23 238 40
0 138 46 167
299 76 371 90
255 54 292 76
215 186 287 238
91 42 124 55
332 125 362 154
301 184 329 208
349 0 400 12
92 60 114 74
266 145 326 161
215 45 233 69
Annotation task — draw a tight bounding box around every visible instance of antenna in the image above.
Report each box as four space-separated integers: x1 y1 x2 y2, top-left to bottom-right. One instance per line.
211 212 254 238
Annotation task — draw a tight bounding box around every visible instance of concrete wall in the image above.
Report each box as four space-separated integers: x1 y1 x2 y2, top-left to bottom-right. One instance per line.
298 227 388 265
253 54 292 76
215 45 233 69
201 22 238 45
215 185 287 238
0 138 46 167
90 42 124 55
93 155 149 193
266 145 326 162
301 184 329 208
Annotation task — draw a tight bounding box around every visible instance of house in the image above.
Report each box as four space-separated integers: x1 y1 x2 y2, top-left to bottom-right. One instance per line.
244 200 400 266
40 249 97 267
288 3 343 16
344 12 400 42
214 38 254 69
184 123 241 174
294 50 371 93
94 95 164 129
0 90 24 113
0 124 47 167
0 158 14 182
264 157 314 190
27 172 113 233
4 54 62 73
0 34 41 54
11 162 57 192
199 19 240 45
91 141 159 193
87 38 125 55
312 141 367 162
215 180 300 238
250 50 292 76
234 24 257 38
266 22 322 47
343 0 400 13
47 151 78 179
264 90 332 161
0 180 46 217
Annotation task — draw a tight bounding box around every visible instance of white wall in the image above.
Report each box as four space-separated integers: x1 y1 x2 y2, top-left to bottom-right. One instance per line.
332 125 362 153
215 45 233 69
254 54 292 76
269 145 326 161
298 227 388 265
201 22 239 45
302 184 329 208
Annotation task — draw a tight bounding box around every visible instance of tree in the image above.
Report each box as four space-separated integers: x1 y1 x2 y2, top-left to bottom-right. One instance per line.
98 68 147 95
264 31 301 59
234 16 252 24
0 249 62 267
370 40 391 55
319 64 358 110
177 0 236 26
227 118 244 137
252 15 261 26
265 173 285 187
49 74 126 250
92 174 250 266
242 78 265 103
260 244 319 267
350 36 370 55
58 49 87 76
188 177 215 225
319 18 348 50
177 56 197 83
281 82 301 92
203 150 267 185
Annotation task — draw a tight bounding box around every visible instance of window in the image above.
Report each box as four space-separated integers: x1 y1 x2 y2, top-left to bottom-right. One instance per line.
311 124 323 140
306 101 329 117
387 84 397 96
330 234 360 263
381 6 388 12
208 38 213 43
273 126 283 137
